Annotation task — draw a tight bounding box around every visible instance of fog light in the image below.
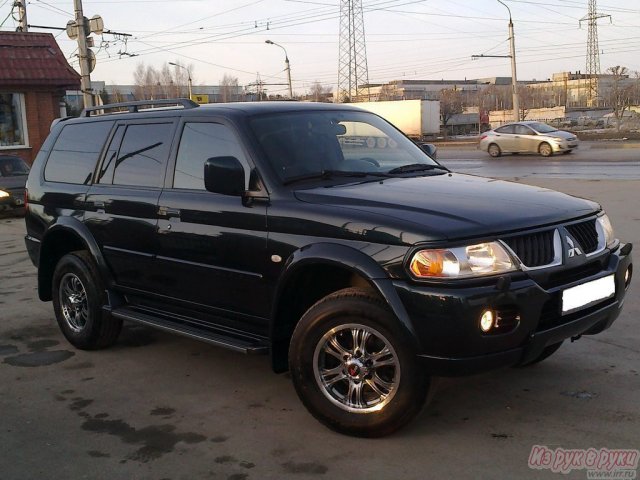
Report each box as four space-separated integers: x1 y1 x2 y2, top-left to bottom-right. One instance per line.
480 310 495 332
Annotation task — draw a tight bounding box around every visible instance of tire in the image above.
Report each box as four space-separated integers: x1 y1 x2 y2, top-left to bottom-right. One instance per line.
52 251 122 350
516 341 563 367
289 287 429 437
539 142 553 157
488 143 501 158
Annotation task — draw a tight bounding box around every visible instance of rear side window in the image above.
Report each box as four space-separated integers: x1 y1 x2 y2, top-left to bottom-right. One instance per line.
495 125 515 134
113 123 173 188
44 121 114 184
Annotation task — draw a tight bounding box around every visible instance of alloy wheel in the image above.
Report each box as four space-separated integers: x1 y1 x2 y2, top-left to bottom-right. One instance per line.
313 323 400 413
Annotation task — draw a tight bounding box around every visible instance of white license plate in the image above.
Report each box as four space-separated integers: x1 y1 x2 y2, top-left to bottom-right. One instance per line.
562 275 615 314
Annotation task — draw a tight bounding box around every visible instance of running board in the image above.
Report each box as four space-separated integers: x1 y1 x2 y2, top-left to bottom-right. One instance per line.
108 306 269 355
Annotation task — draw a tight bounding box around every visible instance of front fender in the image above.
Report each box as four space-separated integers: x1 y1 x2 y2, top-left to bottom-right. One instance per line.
272 242 417 341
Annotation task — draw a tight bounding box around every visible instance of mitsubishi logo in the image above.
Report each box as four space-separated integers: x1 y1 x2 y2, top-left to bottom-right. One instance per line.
567 237 582 258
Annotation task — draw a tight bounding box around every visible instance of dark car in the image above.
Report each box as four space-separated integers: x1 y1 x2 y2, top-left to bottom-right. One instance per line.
0 155 29 213
24 99 632 437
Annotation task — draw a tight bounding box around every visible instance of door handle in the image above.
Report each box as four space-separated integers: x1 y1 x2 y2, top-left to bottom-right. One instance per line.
158 206 181 218
87 200 105 213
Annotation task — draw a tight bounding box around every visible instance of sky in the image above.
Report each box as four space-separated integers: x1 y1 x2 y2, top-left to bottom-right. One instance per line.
2 0 639 95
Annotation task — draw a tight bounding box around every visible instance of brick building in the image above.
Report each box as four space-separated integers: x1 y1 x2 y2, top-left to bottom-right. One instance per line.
0 32 80 165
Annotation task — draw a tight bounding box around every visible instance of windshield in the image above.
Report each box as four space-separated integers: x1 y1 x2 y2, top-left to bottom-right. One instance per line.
0 156 30 176
528 122 557 134
249 110 438 183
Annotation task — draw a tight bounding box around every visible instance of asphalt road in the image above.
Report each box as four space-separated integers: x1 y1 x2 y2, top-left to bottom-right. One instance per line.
438 141 640 180
1 175 639 480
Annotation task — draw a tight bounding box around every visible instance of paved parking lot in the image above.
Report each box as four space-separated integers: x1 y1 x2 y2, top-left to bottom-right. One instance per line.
1 177 638 480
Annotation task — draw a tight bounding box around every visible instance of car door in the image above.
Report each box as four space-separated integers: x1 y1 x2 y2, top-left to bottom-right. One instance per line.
513 124 538 153
154 119 269 333
493 124 516 152
84 119 176 292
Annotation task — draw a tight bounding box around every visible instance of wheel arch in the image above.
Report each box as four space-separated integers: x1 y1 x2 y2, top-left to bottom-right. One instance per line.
269 243 416 373
38 218 112 301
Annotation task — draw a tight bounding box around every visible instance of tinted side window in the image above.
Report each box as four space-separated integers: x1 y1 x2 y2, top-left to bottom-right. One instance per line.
515 125 534 135
96 125 125 184
174 122 247 190
495 125 515 134
44 121 114 184
113 123 173 188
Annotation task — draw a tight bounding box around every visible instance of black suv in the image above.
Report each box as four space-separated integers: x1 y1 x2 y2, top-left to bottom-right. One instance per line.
25 99 633 437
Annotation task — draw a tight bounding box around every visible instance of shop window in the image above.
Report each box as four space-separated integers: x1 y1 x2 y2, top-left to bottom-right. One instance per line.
0 93 27 148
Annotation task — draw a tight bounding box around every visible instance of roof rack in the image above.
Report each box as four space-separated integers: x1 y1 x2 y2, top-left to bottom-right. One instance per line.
80 98 199 117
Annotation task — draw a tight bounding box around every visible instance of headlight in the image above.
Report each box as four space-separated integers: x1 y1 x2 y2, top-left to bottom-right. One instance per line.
0 190 9 198
597 214 615 247
409 242 517 279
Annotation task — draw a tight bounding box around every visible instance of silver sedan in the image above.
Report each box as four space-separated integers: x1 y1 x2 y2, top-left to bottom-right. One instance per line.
479 121 579 157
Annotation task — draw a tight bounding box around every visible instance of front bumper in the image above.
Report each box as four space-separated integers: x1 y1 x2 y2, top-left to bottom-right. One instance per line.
395 245 632 376
552 140 579 152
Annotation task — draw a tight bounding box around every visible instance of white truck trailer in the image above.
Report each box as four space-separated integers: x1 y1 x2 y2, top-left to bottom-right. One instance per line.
348 99 440 139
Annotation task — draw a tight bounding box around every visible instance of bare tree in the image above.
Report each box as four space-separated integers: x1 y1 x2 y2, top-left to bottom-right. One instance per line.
220 74 239 103
133 61 195 100
439 88 464 137
518 86 535 120
309 81 331 102
605 65 632 132
377 84 396 101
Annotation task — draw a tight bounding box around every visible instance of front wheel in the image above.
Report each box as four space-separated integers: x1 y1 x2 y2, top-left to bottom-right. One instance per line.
289 288 429 437
52 251 122 350
539 142 553 157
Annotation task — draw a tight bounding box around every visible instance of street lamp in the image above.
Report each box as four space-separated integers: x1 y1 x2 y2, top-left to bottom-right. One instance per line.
497 0 520 121
169 62 193 101
265 40 293 99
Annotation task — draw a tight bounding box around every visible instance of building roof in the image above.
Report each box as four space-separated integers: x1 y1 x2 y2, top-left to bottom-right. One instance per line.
0 32 80 89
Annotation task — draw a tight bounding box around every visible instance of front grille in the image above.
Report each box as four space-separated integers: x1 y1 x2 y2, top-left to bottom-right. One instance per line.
566 219 598 254
503 230 555 267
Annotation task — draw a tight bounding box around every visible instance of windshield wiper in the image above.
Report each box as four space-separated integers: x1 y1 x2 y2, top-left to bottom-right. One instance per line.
387 163 449 175
283 170 391 186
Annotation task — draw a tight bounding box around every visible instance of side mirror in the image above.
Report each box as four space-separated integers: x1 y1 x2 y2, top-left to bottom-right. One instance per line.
204 156 245 196
418 142 437 160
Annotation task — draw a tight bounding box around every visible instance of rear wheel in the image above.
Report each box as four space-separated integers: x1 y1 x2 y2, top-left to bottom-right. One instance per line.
539 142 553 157
289 288 429 437
488 143 501 158
52 251 122 350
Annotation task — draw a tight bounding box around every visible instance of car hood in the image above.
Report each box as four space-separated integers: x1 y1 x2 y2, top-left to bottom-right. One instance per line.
294 173 599 242
543 130 576 140
0 174 28 191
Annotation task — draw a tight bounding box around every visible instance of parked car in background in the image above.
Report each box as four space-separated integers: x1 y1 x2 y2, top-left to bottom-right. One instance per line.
0 155 29 214
479 121 579 157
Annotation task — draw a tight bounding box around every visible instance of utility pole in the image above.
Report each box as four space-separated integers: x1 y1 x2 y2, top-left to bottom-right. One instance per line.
73 0 94 108
14 0 28 32
472 0 519 121
265 40 293 99
506 7 520 121
169 62 192 100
